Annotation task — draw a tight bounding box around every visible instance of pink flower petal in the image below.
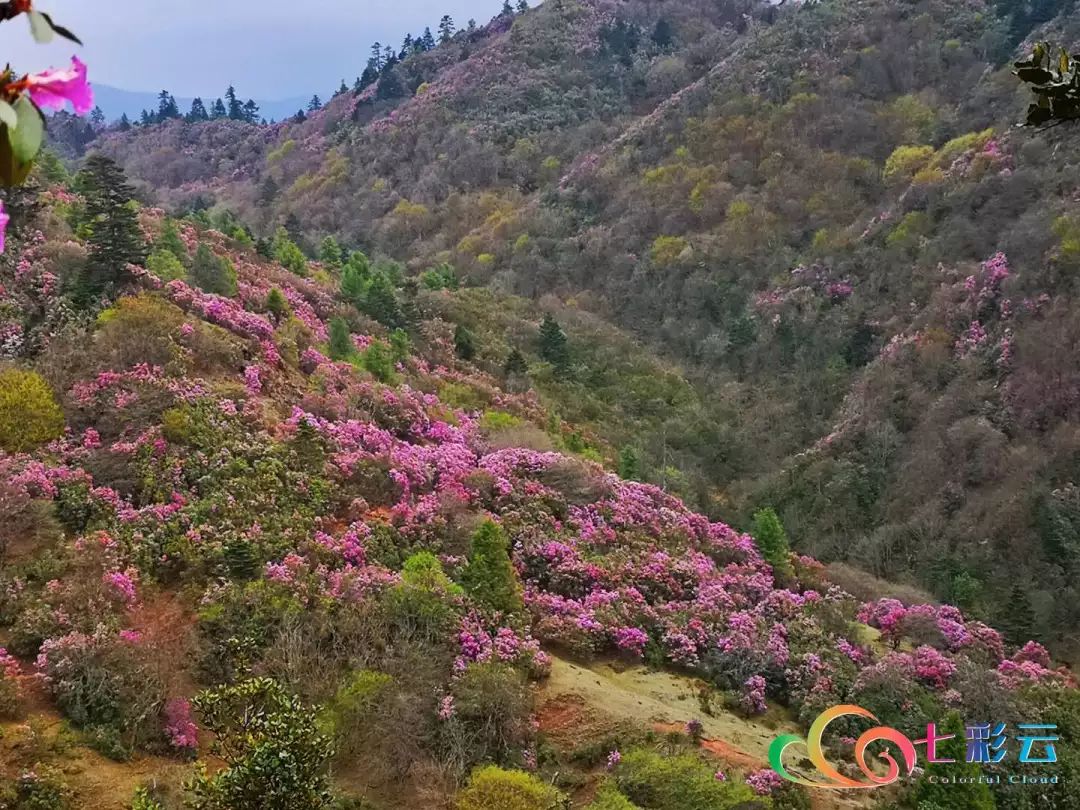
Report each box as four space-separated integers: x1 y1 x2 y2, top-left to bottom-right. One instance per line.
26 55 93 116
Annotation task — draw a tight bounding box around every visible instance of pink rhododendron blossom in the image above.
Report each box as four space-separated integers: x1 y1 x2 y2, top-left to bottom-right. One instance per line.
26 56 94 115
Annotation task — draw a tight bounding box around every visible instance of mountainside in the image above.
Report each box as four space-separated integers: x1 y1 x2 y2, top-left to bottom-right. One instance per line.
5 0 1080 806
84 0 1080 660
0 161 1077 809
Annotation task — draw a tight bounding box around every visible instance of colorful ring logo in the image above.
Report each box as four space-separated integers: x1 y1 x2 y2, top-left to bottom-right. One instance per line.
769 704 917 789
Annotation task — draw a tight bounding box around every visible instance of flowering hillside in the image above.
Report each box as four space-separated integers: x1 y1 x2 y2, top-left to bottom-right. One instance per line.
0 165 1078 809
75 0 1080 667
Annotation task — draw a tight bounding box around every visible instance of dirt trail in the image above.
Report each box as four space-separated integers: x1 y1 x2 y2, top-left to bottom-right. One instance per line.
538 655 873 810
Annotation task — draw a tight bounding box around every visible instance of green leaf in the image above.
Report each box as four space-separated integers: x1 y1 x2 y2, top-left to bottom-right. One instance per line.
0 131 33 187
28 11 54 43
0 101 17 131
9 96 44 164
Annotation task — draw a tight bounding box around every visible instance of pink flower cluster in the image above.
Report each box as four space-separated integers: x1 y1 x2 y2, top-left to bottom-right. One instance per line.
164 697 198 752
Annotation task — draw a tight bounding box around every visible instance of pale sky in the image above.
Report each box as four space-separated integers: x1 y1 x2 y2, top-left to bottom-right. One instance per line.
1 1 505 99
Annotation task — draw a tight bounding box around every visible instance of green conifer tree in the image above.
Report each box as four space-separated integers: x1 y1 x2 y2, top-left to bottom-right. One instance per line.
751 507 795 582
454 324 477 360
190 243 238 296
538 314 570 374
318 236 343 268
461 520 523 615
266 287 290 323
618 446 641 481
157 218 188 262
504 348 528 378
328 317 354 361
71 154 147 307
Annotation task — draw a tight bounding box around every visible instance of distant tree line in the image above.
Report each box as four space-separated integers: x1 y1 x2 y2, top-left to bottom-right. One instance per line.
129 85 262 128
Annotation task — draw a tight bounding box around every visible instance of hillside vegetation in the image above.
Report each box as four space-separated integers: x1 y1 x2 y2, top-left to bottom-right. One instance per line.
81 0 1080 658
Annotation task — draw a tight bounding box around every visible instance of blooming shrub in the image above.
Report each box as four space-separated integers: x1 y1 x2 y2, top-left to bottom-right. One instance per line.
455 765 565 810
0 647 21 718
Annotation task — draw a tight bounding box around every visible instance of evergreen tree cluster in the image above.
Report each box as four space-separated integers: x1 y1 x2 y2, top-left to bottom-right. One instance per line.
352 0 530 96
137 86 261 126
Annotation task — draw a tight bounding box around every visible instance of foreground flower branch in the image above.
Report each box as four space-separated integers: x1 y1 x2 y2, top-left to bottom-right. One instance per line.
0 0 91 250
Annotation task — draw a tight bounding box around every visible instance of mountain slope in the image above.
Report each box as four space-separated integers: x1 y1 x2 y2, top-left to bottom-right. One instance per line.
82 0 1080 659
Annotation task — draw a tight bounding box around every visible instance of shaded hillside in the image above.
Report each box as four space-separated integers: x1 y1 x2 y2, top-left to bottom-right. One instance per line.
85 0 1080 658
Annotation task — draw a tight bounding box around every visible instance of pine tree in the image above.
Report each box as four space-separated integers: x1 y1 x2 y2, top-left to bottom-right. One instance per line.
652 18 674 48
318 236 343 268
400 33 414 58
421 27 436 50
370 42 383 70
751 507 795 582
438 15 455 43
376 69 404 100
340 252 371 306
618 446 641 481
328 317 354 361
72 155 147 307
211 98 227 118
538 313 570 373
118 113 131 131
266 287 290 323
453 324 476 360
190 243 238 296
999 583 1036 646
504 348 528 377
335 80 348 97
361 340 395 382
156 90 180 121
307 95 322 113
501 0 513 15
225 86 244 120
362 274 403 328
242 99 260 123
516 0 529 12
187 97 209 121
89 106 106 128
157 219 188 262
461 520 523 615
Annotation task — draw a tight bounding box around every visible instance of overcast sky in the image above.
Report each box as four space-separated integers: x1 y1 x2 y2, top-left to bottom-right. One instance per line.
1 1 504 99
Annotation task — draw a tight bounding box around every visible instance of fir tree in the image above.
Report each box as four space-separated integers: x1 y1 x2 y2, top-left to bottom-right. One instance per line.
538 313 570 373
376 69 404 100
361 340 395 383
211 98 227 118
340 252 371 306
266 287 290 323
307 95 322 113
421 27 436 50
71 155 147 307
751 507 795 582
461 520 523 615
89 106 106 128
516 0 529 12
400 33 414 58
328 317 354 361
504 348 528 378
118 113 132 131
999 583 1036 646
453 324 476 360
187 97 209 122
335 80 348 97
156 90 180 121
438 15 455 43
242 99 260 123
370 42 384 70
501 0 513 15
361 273 403 329
652 18 674 48
618 446 641 481
318 236 343 268
190 243 238 297
225 85 244 120
157 219 188 262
